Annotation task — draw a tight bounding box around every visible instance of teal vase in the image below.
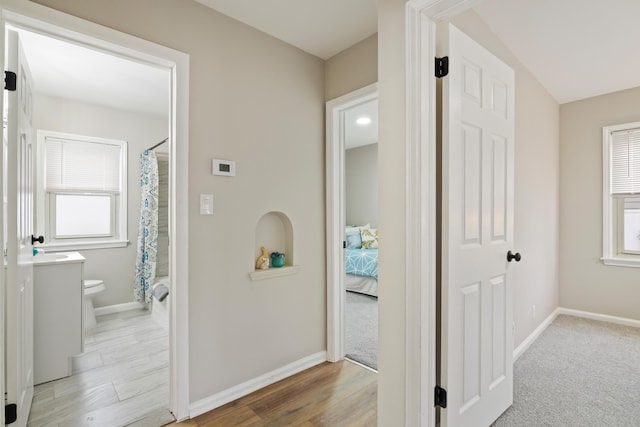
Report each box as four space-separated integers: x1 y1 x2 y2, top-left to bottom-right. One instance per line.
270 252 285 268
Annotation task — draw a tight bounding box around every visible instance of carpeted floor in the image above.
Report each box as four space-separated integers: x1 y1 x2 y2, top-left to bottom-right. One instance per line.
345 291 378 370
493 315 640 426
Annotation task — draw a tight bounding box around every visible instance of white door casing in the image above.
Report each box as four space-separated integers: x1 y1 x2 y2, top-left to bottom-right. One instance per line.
5 28 35 427
440 23 515 427
326 83 377 362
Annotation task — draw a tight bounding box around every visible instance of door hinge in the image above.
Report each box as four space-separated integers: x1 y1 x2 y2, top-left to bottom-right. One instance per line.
434 385 447 408
4 71 16 91
435 57 449 78
343 241 346 249
5 403 17 424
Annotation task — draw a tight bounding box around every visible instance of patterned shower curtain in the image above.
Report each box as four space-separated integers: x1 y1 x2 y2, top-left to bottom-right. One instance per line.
134 150 159 303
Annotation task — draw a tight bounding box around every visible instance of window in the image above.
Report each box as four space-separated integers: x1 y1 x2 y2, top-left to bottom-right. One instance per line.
602 122 640 266
37 130 128 250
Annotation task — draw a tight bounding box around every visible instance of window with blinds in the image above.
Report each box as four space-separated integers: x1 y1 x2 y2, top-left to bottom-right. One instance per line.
38 131 128 247
610 128 640 195
603 122 640 266
45 137 122 193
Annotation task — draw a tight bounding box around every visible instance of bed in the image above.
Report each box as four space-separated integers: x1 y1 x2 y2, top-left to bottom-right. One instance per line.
344 226 379 297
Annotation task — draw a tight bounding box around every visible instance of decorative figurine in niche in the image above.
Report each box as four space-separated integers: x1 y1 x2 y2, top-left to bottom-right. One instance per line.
270 251 285 268
256 246 270 270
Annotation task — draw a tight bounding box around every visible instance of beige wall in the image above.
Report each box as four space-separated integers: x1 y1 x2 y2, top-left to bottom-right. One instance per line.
448 10 561 348
33 0 326 402
33 94 168 308
560 86 640 319
324 34 378 101
346 143 378 227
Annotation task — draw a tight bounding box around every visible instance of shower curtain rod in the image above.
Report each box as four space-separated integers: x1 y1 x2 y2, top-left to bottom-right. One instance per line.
147 138 168 151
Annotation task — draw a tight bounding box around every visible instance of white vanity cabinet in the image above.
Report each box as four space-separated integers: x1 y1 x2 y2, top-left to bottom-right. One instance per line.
33 252 85 385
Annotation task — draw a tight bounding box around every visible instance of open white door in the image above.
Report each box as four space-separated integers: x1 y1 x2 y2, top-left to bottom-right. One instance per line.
440 24 516 427
4 29 35 427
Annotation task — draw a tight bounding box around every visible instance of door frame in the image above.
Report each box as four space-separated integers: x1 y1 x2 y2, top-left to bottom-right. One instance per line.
326 83 377 362
404 0 481 425
0 0 191 420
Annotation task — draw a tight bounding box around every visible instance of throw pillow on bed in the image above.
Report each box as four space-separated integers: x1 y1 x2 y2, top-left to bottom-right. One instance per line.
346 231 362 249
361 228 379 249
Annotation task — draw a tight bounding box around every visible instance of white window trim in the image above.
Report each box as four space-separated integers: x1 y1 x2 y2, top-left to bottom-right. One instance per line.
602 121 640 267
36 129 129 251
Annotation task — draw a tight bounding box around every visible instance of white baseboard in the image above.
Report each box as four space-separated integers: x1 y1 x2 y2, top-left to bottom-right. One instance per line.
513 308 560 361
94 301 145 316
557 307 640 328
189 351 327 418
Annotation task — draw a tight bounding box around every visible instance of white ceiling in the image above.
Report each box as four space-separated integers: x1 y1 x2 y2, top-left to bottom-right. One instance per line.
18 30 170 117
194 0 378 60
196 0 640 105
16 0 640 117
345 99 378 150
474 0 640 104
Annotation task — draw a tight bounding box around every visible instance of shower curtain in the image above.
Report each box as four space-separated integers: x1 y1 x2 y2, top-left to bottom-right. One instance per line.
134 150 159 303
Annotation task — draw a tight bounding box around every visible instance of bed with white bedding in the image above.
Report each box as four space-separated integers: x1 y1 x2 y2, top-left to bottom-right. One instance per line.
345 272 378 297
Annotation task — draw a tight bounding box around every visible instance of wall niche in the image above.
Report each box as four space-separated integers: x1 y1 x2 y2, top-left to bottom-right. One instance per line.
250 211 299 280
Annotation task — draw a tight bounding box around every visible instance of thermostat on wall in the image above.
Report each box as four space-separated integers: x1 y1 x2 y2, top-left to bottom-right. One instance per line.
212 159 236 176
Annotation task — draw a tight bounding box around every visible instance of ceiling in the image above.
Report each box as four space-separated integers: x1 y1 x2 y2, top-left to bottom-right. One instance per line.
194 0 378 60
345 99 378 150
198 0 640 105
18 30 170 118
16 0 640 118
474 0 640 104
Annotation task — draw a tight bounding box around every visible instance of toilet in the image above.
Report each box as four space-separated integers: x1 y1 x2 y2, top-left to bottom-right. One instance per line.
83 279 106 329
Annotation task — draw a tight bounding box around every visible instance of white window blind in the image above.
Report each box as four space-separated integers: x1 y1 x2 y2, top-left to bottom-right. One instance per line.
45 137 121 192
611 128 640 194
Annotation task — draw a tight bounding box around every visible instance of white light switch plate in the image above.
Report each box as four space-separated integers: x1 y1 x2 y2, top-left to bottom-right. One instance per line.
200 194 213 215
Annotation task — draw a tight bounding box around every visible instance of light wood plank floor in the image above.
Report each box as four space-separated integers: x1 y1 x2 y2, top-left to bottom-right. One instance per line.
28 308 174 427
169 360 377 427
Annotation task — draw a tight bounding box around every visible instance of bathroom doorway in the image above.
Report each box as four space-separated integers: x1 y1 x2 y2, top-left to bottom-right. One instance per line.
23 28 172 425
1 4 189 424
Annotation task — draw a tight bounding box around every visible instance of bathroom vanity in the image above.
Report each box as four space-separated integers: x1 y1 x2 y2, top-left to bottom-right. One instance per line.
33 251 85 385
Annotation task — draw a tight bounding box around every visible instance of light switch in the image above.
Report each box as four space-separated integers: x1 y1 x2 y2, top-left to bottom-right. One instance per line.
200 194 213 215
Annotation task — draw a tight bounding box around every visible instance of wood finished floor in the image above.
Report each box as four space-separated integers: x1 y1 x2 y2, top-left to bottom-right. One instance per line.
169 360 377 427
28 308 174 427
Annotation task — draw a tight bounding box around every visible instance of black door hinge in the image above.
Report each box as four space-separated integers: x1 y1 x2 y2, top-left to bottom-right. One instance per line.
4 71 16 91
435 57 449 78
343 241 346 249
5 403 17 424
434 385 447 408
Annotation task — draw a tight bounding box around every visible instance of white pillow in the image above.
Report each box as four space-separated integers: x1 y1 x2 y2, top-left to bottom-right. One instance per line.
345 223 370 234
361 228 379 249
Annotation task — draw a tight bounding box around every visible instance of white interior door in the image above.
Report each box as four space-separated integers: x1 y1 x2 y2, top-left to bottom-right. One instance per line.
440 23 516 427
5 29 35 427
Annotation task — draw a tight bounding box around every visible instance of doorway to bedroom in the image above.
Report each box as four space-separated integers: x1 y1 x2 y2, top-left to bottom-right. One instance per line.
326 84 379 372
343 97 379 370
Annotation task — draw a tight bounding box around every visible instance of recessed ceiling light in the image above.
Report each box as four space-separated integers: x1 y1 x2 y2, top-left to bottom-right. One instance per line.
356 116 372 126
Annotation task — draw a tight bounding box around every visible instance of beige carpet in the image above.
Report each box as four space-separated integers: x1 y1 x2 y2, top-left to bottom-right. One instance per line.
493 315 640 426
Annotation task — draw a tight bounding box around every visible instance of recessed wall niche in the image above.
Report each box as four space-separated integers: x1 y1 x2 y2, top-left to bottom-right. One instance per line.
251 211 299 280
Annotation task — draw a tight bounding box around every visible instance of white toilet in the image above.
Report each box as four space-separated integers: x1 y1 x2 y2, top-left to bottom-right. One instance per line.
83 279 106 329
